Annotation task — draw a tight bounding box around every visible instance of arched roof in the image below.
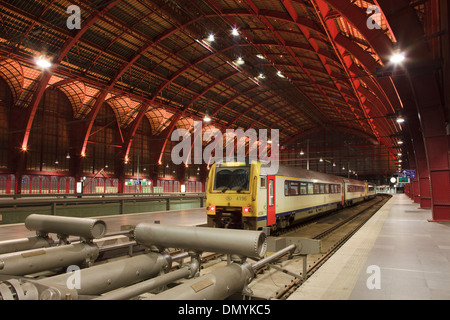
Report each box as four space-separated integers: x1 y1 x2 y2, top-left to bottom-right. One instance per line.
0 0 441 174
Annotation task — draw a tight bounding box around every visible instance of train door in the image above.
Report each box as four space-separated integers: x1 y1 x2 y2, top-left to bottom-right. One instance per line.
267 175 276 226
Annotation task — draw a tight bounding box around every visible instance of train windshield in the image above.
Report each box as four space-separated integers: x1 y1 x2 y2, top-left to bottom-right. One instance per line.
214 165 250 192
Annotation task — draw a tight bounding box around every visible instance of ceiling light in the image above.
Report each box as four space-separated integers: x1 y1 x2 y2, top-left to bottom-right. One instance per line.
257 73 265 79
396 116 405 123
207 33 215 42
66 153 71 159
398 140 403 144
231 27 239 36
319 158 323 162
390 51 406 64
203 112 211 122
299 150 304 155
256 54 265 59
235 56 244 65
35 55 52 69
397 153 402 156
277 70 285 78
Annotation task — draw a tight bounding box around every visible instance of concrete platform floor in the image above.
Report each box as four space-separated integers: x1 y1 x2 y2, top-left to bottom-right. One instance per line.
288 194 450 300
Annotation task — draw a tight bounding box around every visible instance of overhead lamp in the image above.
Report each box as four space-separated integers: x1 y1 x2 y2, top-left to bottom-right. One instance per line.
333 163 336 167
396 116 405 123
35 55 52 69
390 51 406 64
398 140 404 145
231 27 239 36
21 145 27 152
299 150 304 155
277 70 285 78
397 153 402 156
257 73 265 79
235 56 245 65
203 112 211 122
319 158 324 162
256 54 265 59
66 153 71 159
206 33 215 42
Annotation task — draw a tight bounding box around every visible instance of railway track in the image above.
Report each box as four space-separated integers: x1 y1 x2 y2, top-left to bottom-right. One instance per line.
247 194 391 300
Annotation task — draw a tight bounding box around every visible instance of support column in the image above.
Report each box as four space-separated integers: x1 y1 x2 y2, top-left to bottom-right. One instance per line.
377 0 450 220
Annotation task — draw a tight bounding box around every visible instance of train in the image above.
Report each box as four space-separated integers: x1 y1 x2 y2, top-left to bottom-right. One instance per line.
205 161 377 231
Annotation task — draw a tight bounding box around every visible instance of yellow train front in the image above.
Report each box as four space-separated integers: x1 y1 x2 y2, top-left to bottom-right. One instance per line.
206 161 262 230
206 161 376 231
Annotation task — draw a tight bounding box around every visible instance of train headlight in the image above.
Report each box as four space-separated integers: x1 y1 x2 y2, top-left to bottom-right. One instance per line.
243 207 251 214
207 206 216 212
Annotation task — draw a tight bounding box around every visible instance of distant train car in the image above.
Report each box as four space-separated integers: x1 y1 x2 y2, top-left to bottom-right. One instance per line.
343 178 366 205
206 161 376 231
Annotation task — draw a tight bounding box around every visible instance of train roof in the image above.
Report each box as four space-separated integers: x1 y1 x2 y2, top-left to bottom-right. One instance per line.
260 164 346 184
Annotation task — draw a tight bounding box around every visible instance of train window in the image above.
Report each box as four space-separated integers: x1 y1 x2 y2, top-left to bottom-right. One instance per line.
269 180 274 206
319 184 324 193
337 184 341 193
284 180 300 196
300 182 307 195
308 183 313 194
324 184 329 194
260 177 266 188
330 185 335 193
314 184 320 194
347 185 364 192
214 166 250 191
289 181 299 195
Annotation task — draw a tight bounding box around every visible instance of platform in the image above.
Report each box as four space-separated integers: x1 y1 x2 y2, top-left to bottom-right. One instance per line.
0 207 207 241
288 194 450 300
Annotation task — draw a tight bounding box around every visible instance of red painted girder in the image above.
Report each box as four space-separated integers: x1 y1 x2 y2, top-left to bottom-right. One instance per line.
19 0 121 150
323 0 393 60
218 9 334 127
313 0 383 141
223 3 402 113
214 8 323 35
282 125 379 146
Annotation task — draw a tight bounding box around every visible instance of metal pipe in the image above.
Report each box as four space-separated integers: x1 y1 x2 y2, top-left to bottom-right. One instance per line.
148 245 296 300
93 264 194 300
98 241 136 252
0 236 54 255
37 252 172 297
134 224 267 258
25 214 107 240
148 262 254 300
251 244 296 270
0 243 99 276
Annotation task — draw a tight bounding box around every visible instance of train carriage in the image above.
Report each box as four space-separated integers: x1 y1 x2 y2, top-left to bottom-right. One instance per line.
343 178 366 205
206 161 376 231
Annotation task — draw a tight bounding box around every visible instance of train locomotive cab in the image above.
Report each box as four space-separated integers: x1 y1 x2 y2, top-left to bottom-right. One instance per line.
206 161 260 230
